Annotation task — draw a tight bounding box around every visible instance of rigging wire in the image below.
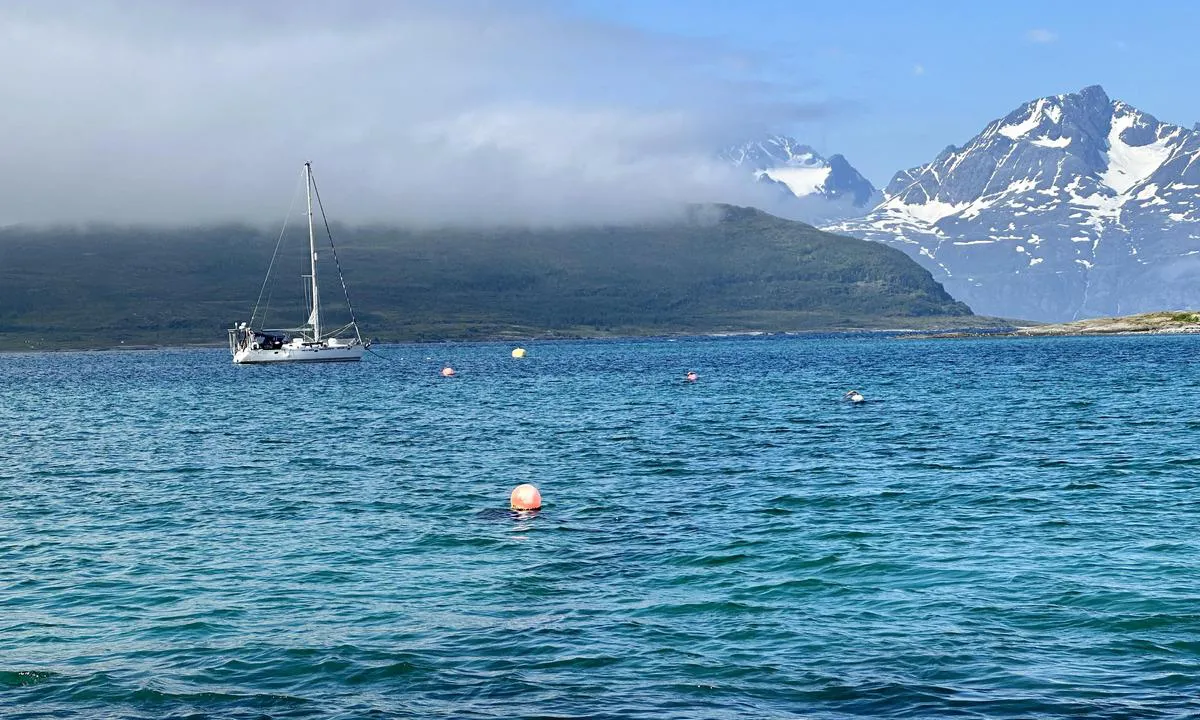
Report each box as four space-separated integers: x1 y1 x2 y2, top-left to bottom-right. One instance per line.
250 167 306 329
309 171 366 345
365 344 396 362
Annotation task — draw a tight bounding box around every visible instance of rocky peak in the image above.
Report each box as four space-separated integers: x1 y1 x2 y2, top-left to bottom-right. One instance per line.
722 136 822 170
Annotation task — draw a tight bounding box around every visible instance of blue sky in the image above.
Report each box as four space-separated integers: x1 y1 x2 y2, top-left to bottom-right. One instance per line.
5 0 1197 225
566 0 1200 186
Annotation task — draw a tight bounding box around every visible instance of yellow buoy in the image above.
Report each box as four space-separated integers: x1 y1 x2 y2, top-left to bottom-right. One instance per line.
511 347 527 358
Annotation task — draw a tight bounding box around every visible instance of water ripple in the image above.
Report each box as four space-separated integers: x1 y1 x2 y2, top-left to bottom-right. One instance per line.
3 335 1200 717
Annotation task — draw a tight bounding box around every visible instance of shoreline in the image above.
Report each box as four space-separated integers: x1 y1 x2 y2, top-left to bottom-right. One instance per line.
908 311 1200 339
0 319 1016 354
28 313 1200 352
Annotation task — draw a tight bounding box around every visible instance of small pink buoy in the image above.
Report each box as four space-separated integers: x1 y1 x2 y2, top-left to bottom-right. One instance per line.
441 366 456 377
686 371 699 382
510 483 542 510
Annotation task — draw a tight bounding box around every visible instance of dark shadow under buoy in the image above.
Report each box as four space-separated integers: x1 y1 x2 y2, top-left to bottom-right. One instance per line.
473 483 544 521
475 507 542 521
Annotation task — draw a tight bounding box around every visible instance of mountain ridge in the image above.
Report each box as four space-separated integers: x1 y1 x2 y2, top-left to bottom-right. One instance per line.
0 206 972 349
824 85 1200 321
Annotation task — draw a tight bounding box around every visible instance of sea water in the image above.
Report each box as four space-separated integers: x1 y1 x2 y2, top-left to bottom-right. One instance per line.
2 334 1200 719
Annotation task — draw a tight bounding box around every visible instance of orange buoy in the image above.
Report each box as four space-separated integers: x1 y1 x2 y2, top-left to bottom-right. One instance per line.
510 483 542 510
441 366 456 377
685 371 699 382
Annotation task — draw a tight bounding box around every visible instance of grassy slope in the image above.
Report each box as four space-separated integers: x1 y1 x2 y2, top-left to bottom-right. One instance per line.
0 206 973 349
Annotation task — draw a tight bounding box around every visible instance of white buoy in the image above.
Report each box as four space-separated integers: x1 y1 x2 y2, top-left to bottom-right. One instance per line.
844 390 865 403
511 347 527 359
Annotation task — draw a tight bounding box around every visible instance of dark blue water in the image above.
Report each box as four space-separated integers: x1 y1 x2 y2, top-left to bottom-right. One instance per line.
3 334 1200 719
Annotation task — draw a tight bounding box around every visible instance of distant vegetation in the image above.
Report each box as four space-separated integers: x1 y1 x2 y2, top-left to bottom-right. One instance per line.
0 205 972 350
1012 311 1200 337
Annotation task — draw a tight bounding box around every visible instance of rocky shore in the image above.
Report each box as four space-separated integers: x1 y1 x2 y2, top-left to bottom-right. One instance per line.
914 311 1200 339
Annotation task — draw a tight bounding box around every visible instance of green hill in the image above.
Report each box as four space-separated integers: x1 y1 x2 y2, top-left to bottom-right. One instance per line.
0 205 972 349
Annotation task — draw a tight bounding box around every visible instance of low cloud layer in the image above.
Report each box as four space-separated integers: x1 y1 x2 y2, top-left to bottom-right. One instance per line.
0 1 830 226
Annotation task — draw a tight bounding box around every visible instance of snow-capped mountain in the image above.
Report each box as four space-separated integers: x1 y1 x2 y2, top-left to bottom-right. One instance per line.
723 136 880 223
825 85 1200 321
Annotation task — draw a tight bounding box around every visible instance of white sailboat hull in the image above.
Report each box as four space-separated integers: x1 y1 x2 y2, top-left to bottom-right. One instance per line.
233 343 364 364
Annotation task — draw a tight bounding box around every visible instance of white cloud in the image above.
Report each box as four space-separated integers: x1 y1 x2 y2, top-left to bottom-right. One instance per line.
1026 28 1058 44
0 0 834 226
912 64 926 76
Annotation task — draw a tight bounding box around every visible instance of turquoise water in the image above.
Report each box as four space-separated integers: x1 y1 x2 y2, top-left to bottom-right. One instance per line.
3 335 1200 718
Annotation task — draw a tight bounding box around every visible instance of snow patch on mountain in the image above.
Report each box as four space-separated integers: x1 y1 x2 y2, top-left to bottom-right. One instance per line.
1031 136 1071 148
997 101 1046 140
760 166 833 197
722 136 880 223
1100 106 1176 193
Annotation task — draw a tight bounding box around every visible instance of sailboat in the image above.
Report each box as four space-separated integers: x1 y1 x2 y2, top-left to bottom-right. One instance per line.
228 162 367 364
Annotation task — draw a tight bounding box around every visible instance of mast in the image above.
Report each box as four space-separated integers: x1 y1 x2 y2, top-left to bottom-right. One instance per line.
305 161 321 340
